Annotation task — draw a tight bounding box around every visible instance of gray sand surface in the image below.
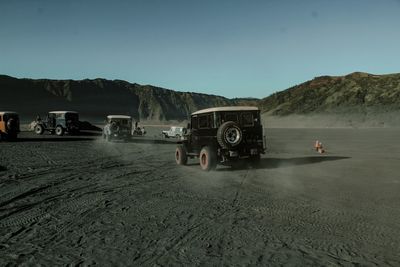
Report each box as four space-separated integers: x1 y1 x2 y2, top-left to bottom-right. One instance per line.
0 128 399 265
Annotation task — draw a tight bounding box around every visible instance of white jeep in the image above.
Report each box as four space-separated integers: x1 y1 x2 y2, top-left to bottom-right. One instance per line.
162 126 186 138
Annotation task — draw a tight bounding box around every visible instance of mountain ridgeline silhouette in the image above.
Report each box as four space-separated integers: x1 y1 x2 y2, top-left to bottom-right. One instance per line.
1 72 400 124
0 75 258 121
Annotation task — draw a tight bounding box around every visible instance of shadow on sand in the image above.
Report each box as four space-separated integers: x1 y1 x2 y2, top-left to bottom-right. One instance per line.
210 156 350 171
127 138 175 145
16 137 95 142
78 131 102 136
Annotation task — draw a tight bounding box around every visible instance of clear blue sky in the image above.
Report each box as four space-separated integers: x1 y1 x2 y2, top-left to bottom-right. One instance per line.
1 0 400 98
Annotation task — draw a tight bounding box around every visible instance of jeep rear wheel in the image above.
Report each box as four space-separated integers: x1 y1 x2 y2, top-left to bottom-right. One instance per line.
175 145 188 165
199 146 217 171
55 126 64 136
217 121 242 149
6 119 17 131
35 124 44 135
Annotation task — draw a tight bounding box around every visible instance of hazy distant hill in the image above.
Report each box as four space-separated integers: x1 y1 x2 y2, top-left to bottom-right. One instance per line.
260 72 400 115
0 75 258 121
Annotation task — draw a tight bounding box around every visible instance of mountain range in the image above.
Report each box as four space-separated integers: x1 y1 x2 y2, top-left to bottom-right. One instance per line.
0 75 257 121
1 72 399 124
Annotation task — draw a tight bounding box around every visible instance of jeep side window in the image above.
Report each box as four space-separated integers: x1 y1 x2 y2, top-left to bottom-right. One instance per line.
191 116 198 129
198 114 209 129
225 113 238 123
242 113 254 127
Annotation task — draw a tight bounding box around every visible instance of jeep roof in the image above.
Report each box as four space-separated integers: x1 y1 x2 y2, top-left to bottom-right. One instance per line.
191 106 259 115
0 111 18 115
49 111 78 114
107 115 132 119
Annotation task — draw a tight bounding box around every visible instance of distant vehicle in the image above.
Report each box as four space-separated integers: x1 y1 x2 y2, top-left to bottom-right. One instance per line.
162 126 186 138
0 111 20 140
34 111 80 136
175 106 266 171
103 115 132 141
132 122 146 136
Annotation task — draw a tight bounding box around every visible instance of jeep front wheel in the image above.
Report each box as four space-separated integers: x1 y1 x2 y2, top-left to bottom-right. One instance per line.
55 126 64 136
175 145 188 165
199 146 217 171
35 124 44 135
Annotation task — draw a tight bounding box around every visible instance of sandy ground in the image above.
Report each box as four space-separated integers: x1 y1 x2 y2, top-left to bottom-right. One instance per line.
1 128 400 266
262 111 400 128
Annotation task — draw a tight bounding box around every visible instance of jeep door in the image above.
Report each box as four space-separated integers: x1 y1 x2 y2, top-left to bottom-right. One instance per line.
189 115 200 153
47 113 56 128
189 113 215 154
0 115 5 133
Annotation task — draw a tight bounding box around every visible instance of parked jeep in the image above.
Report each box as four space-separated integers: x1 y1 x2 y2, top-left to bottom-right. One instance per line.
132 121 146 136
0 111 20 140
162 126 186 138
34 111 80 136
175 106 266 171
103 115 132 141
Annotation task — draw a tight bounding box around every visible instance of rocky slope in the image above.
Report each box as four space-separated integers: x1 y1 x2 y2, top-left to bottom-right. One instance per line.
260 72 400 115
0 75 258 121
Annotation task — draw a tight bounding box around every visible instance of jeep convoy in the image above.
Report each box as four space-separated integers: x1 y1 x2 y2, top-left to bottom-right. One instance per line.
0 111 20 140
175 106 266 171
34 111 80 136
2 106 267 172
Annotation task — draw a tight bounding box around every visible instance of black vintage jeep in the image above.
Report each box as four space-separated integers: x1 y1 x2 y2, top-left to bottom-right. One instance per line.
103 115 132 141
35 111 80 136
0 111 20 140
175 106 266 171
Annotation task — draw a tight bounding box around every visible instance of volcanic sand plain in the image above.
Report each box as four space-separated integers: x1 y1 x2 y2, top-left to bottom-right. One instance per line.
0 127 399 266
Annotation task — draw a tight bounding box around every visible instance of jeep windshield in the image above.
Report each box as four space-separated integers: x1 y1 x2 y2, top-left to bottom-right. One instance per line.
217 111 260 128
110 119 131 126
3 113 19 121
65 113 79 121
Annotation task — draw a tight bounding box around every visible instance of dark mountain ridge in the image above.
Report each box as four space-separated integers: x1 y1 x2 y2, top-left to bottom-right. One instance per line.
2 72 400 125
0 75 258 121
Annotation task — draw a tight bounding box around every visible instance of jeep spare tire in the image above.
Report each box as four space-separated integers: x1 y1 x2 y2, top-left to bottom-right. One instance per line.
110 123 119 132
35 124 44 135
217 121 242 149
